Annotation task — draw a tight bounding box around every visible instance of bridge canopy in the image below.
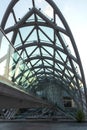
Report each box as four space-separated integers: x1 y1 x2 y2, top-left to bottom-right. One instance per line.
0 0 87 118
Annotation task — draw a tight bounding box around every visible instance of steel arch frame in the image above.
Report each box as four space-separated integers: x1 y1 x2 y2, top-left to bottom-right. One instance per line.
0 0 87 113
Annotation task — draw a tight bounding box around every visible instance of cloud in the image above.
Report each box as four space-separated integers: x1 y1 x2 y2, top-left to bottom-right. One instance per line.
37 0 44 4
44 5 53 18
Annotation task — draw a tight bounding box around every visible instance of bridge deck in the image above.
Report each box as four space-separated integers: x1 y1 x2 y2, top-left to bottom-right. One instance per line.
0 76 51 108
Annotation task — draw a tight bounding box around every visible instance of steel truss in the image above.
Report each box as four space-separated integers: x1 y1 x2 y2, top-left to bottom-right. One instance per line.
0 0 87 118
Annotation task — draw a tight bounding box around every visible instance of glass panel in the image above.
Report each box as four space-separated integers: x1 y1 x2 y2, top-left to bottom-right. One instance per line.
32 60 42 67
20 26 34 41
44 59 52 67
65 69 71 77
68 70 74 77
21 51 27 59
43 46 53 56
31 48 41 57
14 33 22 47
55 63 62 71
55 14 65 29
0 29 35 92
38 29 52 43
26 29 38 41
58 64 64 70
58 51 67 62
39 26 54 41
37 15 45 22
45 59 53 65
72 59 81 78
31 59 40 66
55 51 63 62
56 35 63 49
25 46 37 57
59 32 76 58
26 14 35 22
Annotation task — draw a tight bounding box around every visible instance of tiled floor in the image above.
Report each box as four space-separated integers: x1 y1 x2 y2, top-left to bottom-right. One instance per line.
0 121 87 130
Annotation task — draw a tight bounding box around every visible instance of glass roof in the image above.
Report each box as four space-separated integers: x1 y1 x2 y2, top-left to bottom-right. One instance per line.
0 0 85 89
0 0 87 114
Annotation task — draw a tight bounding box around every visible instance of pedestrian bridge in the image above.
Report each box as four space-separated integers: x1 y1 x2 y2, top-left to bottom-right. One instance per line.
0 0 87 120
0 76 51 108
0 29 51 109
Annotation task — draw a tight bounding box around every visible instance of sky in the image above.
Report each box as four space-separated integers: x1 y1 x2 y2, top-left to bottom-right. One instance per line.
53 0 87 83
0 0 87 83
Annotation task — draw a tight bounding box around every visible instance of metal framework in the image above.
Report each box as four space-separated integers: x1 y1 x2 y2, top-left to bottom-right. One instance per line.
0 0 87 116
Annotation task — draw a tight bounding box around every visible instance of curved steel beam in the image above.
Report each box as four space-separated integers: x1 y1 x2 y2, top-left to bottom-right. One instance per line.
1 0 19 29
45 0 87 104
29 65 82 81
1 0 86 92
25 56 81 80
0 0 86 110
4 21 67 35
27 71 78 89
16 42 77 63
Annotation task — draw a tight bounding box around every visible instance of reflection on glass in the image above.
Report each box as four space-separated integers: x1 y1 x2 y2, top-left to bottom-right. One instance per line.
0 29 36 92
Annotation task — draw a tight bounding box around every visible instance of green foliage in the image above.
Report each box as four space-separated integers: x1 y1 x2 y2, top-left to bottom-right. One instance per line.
76 109 85 122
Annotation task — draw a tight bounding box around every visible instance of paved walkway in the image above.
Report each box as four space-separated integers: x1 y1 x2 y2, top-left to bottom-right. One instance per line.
0 121 87 130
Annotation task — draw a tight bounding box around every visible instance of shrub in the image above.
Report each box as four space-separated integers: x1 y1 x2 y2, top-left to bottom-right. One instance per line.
76 109 85 122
